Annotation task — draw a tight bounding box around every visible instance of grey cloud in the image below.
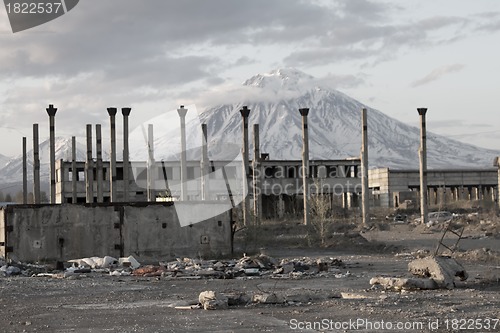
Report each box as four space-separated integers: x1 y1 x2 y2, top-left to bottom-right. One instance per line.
428 119 493 129
473 12 500 31
284 12 474 68
0 0 331 78
410 64 465 88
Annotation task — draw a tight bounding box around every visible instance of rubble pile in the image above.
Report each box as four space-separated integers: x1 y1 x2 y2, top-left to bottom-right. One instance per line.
0 254 348 281
0 260 52 277
152 255 346 279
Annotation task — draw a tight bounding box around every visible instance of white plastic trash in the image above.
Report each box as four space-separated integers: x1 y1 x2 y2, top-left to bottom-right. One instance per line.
119 255 140 269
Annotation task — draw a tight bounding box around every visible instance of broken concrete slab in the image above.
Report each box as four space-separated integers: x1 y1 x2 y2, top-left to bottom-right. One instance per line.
408 256 468 289
198 291 228 310
370 276 439 291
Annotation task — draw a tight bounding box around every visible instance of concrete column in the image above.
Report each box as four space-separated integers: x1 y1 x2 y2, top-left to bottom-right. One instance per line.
58 158 65 203
240 106 250 225
72 136 77 204
85 124 93 203
46 104 57 204
497 159 500 208
299 108 310 225
361 108 369 227
417 108 428 225
252 124 262 221
177 106 188 201
22 137 27 204
107 107 117 202
33 124 41 204
96 124 103 203
147 124 156 202
122 107 131 202
201 124 209 200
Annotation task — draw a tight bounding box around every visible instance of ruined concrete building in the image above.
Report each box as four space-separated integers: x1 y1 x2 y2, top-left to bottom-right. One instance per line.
369 168 497 208
55 158 362 218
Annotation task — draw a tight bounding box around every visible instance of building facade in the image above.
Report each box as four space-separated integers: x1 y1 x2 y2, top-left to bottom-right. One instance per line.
369 168 497 208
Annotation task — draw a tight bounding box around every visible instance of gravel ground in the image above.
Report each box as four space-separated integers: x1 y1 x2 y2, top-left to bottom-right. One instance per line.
1 223 499 333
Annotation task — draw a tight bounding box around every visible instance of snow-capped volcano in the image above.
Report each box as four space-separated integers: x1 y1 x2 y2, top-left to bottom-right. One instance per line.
129 68 499 169
242 68 315 91
1 69 498 186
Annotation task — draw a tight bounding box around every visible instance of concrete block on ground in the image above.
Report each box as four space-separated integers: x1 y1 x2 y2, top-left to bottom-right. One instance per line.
370 276 438 290
198 291 228 310
408 256 468 289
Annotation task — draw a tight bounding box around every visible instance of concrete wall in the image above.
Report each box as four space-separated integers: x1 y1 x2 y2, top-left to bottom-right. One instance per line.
0 203 231 263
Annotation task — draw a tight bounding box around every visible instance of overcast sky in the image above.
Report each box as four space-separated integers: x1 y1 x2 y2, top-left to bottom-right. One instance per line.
0 0 499 157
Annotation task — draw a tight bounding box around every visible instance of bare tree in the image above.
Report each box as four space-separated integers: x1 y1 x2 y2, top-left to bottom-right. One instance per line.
309 180 332 247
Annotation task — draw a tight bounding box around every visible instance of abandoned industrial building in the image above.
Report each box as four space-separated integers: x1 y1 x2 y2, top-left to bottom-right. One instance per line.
54 158 362 218
369 168 498 208
1 104 500 264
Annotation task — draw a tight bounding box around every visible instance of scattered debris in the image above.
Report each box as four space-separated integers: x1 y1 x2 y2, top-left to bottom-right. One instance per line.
3 253 348 282
119 256 141 269
68 256 118 269
132 265 166 277
0 265 21 276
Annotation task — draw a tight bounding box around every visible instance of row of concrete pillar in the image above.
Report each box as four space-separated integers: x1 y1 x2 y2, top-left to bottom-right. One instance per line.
420 186 496 205
237 106 313 226
22 105 132 204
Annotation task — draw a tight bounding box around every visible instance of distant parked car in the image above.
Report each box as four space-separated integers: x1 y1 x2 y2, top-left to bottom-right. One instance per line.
414 211 453 225
426 211 453 227
393 214 407 223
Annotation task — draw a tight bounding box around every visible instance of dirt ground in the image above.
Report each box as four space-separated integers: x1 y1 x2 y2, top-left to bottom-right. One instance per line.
1 216 499 333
